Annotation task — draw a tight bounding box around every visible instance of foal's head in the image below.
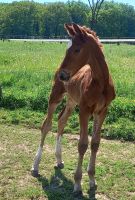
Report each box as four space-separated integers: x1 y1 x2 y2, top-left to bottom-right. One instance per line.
59 23 102 81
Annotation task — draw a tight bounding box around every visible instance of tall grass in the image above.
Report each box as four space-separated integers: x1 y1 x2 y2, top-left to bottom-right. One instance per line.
0 41 135 141
104 44 135 99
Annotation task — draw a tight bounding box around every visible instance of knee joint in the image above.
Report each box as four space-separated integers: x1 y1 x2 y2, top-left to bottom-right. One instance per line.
41 121 52 134
91 142 99 152
74 170 82 182
78 142 88 156
88 169 95 177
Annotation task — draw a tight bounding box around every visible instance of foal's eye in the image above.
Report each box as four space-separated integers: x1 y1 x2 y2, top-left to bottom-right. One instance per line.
74 49 81 53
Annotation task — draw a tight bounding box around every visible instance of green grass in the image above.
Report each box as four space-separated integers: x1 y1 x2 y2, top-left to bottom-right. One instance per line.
0 124 135 200
0 41 135 141
0 42 134 199
0 41 65 110
104 44 135 99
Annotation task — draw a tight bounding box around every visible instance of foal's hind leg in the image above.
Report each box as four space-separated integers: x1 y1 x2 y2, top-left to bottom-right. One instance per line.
74 106 91 194
55 97 76 169
87 108 107 190
31 77 65 176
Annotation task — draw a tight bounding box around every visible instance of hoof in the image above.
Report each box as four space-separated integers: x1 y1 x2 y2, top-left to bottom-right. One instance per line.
73 190 83 197
54 162 64 169
31 170 40 177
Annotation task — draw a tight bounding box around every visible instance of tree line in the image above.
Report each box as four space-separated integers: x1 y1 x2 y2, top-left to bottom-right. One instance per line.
0 1 135 39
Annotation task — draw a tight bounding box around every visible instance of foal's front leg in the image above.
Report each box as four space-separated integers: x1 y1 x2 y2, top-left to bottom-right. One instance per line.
55 98 75 168
74 107 90 194
31 77 65 176
87 108 107 190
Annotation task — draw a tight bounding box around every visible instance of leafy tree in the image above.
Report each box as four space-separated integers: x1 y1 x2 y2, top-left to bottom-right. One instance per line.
67 1 89 26
0 1 135 38
41 3 70 38
96 2 135 37
87 0 104 29
0 2 40 38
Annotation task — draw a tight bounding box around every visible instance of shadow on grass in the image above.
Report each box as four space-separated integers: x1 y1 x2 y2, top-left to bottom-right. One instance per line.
37 168 97 200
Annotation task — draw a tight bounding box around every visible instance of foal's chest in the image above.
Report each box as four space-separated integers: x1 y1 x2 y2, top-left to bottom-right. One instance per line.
64 66 92 104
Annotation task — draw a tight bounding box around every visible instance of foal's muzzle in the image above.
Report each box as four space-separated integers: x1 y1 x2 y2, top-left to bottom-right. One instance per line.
59 70 70 81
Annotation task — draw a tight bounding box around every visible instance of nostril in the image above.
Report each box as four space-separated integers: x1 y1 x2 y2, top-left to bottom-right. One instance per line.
59 71 70 81
59 72 65 80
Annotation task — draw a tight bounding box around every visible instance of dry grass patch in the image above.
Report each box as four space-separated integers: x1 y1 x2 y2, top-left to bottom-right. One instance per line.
0 124 135 200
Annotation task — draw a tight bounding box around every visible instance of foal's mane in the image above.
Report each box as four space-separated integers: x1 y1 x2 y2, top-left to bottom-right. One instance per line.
82 26 103 49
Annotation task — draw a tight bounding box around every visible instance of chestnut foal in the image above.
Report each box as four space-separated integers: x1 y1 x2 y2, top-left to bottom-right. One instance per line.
32 23 115 194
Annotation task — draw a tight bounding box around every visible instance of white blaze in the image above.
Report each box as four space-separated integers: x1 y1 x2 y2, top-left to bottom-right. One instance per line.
67 40 72 49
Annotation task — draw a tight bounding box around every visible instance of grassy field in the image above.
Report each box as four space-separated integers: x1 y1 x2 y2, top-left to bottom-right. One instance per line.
0 41 135 141
0 41 135 200
0 124 135 200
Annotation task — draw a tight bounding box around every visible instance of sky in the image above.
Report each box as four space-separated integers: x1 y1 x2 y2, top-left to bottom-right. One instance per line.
0 0 135 7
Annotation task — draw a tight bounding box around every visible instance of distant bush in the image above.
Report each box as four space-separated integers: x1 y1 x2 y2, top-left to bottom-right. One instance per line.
1 94 26 109
103 118 135 141
107 98 135 123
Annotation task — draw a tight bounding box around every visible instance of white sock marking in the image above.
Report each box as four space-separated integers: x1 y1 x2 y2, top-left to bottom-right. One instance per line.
32 146 42 171
74 183 82 192
87 162 96 188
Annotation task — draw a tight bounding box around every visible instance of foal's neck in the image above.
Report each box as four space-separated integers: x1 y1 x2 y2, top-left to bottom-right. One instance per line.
88 45 109 87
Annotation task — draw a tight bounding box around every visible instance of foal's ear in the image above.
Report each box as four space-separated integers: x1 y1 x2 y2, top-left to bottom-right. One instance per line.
64 23 76 37
72 23 83 35
72 23 87 42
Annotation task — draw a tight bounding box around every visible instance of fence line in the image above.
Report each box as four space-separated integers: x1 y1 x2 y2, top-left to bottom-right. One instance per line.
4 38 135 44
